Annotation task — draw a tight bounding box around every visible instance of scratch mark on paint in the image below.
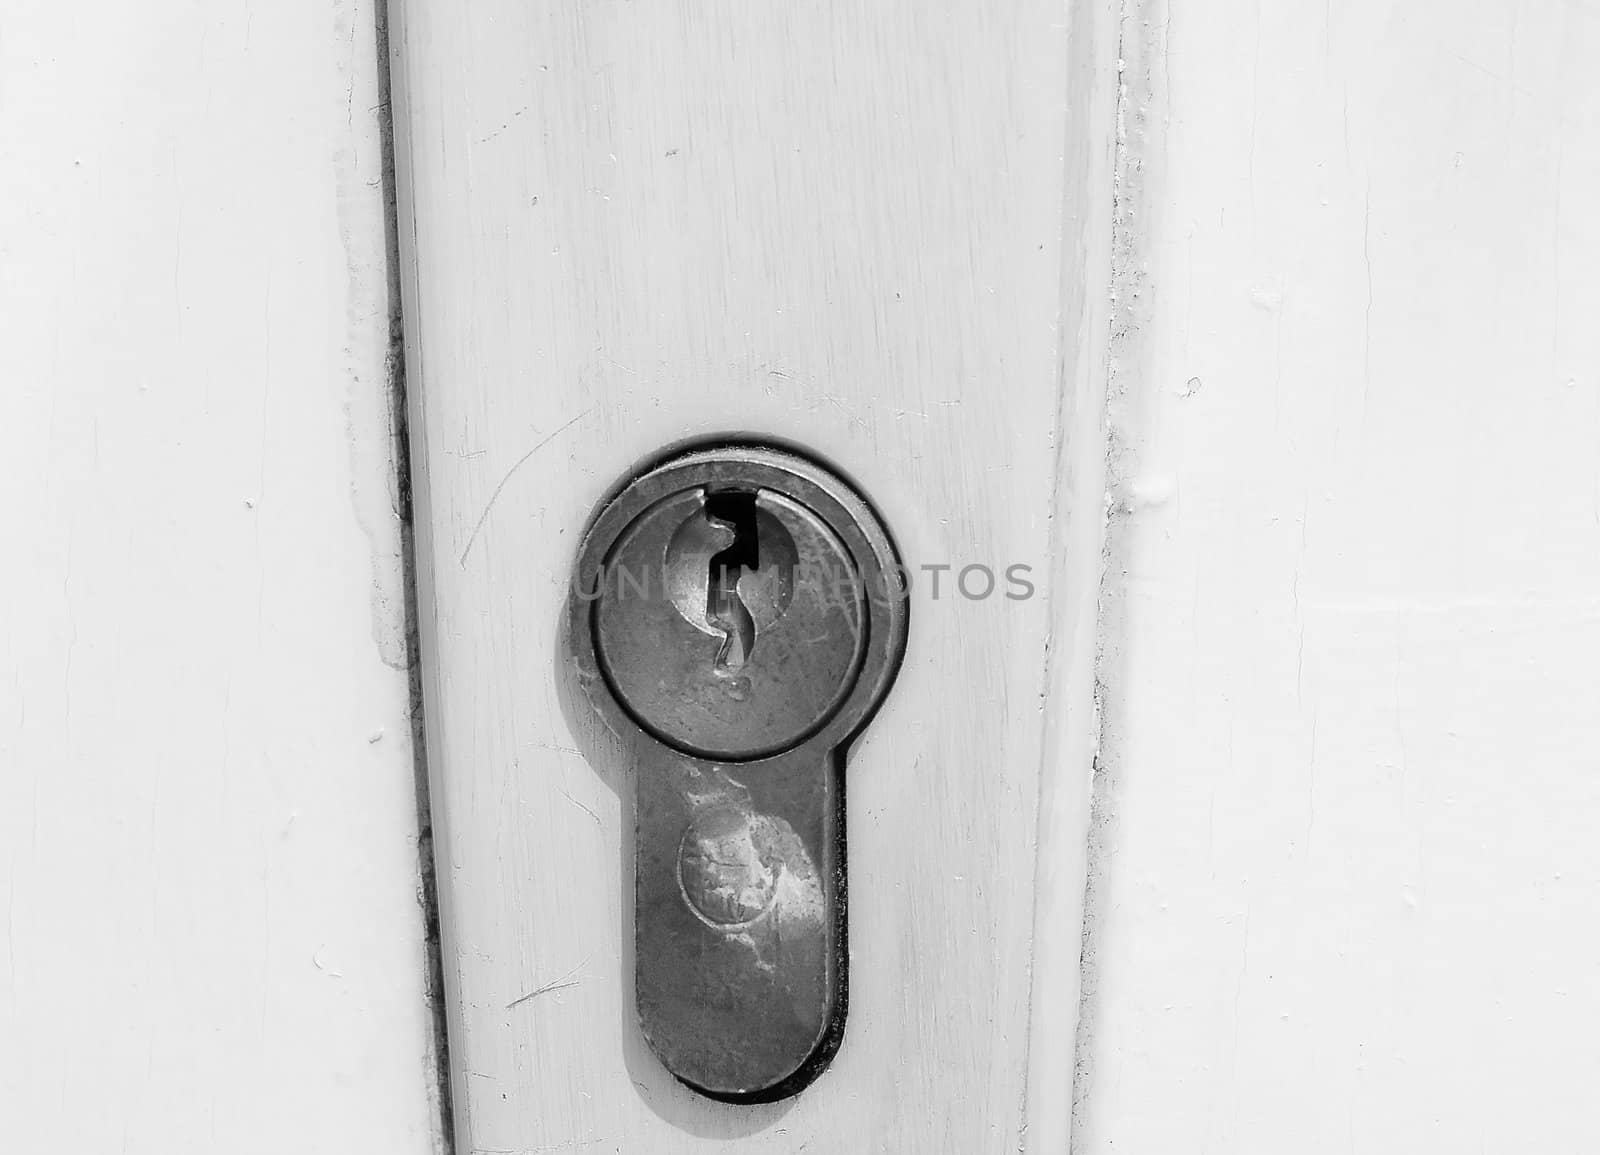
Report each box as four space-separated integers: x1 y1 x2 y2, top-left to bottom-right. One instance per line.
1362 180 1373 411
507 960 587 1010
459 410 591 566
560 790 601 825
478 106 530 144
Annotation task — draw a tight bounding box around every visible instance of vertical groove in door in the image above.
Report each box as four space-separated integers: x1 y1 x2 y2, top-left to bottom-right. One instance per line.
1069 0 1160 1148
376 1 457 1148
388 0 1120 1144
1021 0 1124 1152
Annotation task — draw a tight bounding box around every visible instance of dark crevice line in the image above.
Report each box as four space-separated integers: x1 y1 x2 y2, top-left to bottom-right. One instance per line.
373 2 457 1151
1069 2 1140 1149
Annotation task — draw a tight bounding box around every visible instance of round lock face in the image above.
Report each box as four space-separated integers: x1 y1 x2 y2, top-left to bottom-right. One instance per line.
593 486 866 761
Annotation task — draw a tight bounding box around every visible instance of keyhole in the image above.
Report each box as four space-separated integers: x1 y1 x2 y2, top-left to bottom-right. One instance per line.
704 491 760 670
662 490 800 660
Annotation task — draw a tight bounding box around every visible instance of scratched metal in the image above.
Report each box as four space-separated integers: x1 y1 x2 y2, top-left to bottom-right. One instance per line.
566 443 908 1102
596 486 864 761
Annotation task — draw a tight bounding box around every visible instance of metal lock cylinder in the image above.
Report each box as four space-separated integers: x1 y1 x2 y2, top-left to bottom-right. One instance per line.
567 443 907 1102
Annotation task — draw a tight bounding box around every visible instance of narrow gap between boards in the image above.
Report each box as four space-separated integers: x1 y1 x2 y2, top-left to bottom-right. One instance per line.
373 2 458 1150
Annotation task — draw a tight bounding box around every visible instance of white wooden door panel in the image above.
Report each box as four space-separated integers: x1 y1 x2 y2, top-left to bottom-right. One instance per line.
11 0 1582 1147
1 1 443 1150
391 0 1118 1148
1075 1 1600 1151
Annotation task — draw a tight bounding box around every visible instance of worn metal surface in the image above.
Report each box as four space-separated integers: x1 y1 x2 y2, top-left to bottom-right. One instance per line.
567 443 907 1101
596 486 864 760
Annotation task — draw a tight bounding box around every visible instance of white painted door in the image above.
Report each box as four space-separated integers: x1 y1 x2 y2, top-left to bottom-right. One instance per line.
3 1 445 1150
1074 1 1600 1151
389 0 1115 1148
10 0 1594 1150
394 0 1600 1150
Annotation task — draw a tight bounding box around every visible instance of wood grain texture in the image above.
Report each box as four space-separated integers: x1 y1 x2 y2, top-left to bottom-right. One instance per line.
1076 0 1600 1151
391 0 1118 1148
0 1 442 1150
